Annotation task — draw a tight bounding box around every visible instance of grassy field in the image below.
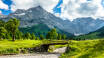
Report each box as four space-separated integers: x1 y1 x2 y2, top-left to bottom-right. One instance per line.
0 40 42 54
1 39 104 58
0 40 68 55
60 39 104 58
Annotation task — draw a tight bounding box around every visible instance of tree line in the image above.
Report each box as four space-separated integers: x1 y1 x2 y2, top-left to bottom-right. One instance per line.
0 18 67 41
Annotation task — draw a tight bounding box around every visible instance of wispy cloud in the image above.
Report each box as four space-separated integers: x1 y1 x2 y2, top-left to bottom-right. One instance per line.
61 0 104 21
11 0 58 12
1 0 104 21
0 0 8 9
0 11 2 14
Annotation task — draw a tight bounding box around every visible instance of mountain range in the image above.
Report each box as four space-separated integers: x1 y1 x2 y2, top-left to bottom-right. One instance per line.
74 26 104 40
0 6 104 36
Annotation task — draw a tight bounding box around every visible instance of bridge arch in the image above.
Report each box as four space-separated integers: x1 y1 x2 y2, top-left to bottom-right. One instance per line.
34 42 68 52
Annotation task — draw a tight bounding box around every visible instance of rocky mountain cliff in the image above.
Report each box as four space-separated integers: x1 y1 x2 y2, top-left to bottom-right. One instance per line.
0 6 104 35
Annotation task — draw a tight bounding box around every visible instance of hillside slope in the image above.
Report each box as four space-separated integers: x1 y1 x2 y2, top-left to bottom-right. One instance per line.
74 26 104 40
60 39 104 58
19 24 74 37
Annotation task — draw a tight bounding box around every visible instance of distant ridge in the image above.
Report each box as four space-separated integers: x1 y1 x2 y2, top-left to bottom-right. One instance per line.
0 6 104 35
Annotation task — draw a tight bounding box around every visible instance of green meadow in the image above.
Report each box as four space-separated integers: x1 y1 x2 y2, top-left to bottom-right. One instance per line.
0 39 104 58
0 40 68 55
60 39 104 58
0 40 42 54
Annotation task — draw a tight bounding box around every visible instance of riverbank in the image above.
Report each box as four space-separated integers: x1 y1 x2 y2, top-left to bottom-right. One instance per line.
0 47 67 58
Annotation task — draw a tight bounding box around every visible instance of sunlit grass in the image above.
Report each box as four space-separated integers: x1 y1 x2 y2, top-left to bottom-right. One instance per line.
0 40 69 55
0 40 42 54
60 39 104 58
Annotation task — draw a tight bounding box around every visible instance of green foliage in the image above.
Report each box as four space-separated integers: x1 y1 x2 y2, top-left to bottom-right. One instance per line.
0 27 7 39
40 34 44 40
36 37 40 40
15 31 23 40
31 33 36 40
62 34 67 40
57 34 62 40
5 33 12 40
19 24 50 36
5 18 20 41
24 32 31 39
0 18 71 40
19 24 74 39
0 20 5 27
46 28 58 40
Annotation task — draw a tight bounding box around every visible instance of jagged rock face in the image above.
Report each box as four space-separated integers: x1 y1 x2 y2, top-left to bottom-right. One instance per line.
0 6 65 29
0 6 104 35
64 18 104 35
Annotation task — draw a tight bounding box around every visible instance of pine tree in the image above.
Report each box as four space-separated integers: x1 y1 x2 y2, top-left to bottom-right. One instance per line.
16 31 23 40
62 34 67 40
25 32 31 39
31 33 36 40
46 31 51 39
40 34 44 40
57 34 62 40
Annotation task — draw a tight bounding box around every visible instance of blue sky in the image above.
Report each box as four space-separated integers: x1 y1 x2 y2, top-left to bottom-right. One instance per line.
0 0 12 15
0 0 104 21
53 0 63 14
0 0 62 15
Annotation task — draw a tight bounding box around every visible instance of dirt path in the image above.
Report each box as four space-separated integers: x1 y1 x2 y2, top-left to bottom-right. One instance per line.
0 53 60 58
0 47 67 58
53 47 67 53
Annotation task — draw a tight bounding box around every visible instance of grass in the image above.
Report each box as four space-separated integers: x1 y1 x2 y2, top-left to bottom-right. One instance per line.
0 40 68 55
0 39 104 58
0 40 42 54
60 39 104 58
43 40 68 44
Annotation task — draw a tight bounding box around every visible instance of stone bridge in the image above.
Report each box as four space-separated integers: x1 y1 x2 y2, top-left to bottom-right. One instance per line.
33 41 69 52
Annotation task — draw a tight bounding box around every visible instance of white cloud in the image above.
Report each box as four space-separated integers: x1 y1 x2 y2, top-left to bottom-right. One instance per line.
11 0 38 11
60 0 104 21
0 0 8 9
11 0 104 21
0 11 2 14
11 0 58 12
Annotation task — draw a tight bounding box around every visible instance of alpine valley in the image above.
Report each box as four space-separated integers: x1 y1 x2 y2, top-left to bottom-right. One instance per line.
0 6 104 36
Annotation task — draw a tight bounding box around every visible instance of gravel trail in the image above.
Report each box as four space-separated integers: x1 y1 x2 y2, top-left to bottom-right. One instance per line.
0 47 67 58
